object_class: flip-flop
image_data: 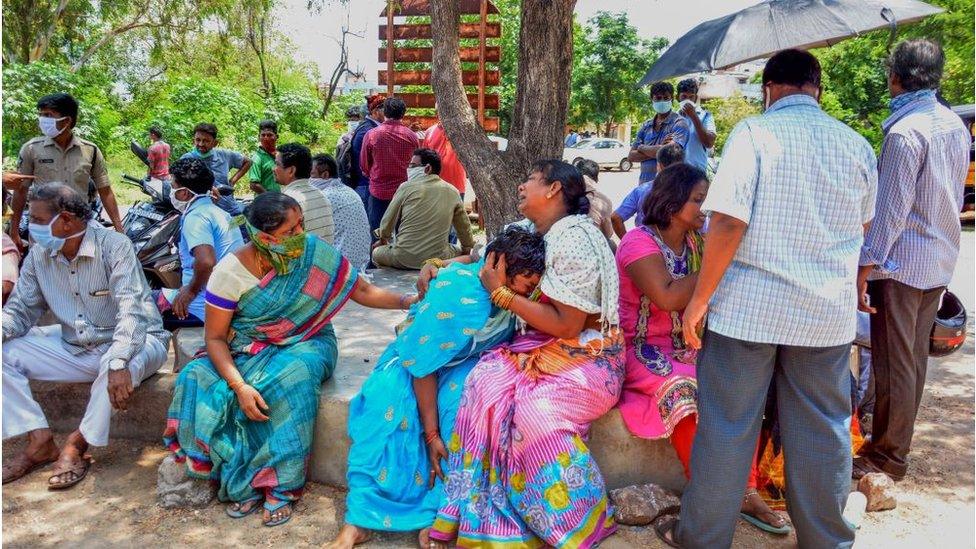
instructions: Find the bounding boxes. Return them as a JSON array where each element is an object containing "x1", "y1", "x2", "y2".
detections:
[
  {"x1": 47, "y1": 456, "x2": 92, "y2": 491},
  {"x1": 739, "y1": 512, "x2": 792, "y2": 535},
  {"x1": 2, "y1": 455, "x2": 56, "y2": 485},
  {"x1": 263, "y1": 501, "x2": 293, "y2": 527},
  {"x1": 226, "y1": 497, "x2": 264, "y2": 519},
  {"x1": 654, "y1": 516, "x2": 682, "y2": 548}
]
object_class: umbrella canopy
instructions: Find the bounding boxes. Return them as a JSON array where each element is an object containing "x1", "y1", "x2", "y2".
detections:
[{"x1": 639, "y1": 0, "x2": 943, "y2": 86}]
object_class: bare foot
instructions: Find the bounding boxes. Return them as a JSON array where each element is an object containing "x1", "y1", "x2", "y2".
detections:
[
  {"x1": 2, "y1": 432, "x2": 58, "y2": 484},
  {"x1": 263, "y1": 502, "x2": 293, "y2": 527},
  {"x1": 741, "y1": 490, "x2": 789, "y2": 530},
  {"x1": 326, "y1": 523, "x2": 371, "y2": 549},
  {"x1": 418, "y1": 527, "x2": 451, "y2": 549}
]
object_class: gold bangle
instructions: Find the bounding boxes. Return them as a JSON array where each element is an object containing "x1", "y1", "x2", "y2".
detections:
[
  {"x1": 228, "y1": 380, "x2": 246, "y2": 392},
  {"x1": 423, "y1": 258, "x2": 446, "y2": 269},
  {"x1": 490, "y1": 286, "x2": 516, "y2": 310}
]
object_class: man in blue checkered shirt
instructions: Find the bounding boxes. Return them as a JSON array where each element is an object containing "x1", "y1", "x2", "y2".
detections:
[
  {"x1": 657, "y1": 50, "x2": 877, "y2": 549},
  {"x1": 628, "y1": 82, "x2": 690, "y2": 185},
  {"x1": 854, "y1": 39, "x2": 970, "y2": 483}
]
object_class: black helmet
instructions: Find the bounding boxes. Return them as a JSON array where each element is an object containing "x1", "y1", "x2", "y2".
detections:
[{"x1": 930, "y1": 290, "x2": 967, "y2": 357}]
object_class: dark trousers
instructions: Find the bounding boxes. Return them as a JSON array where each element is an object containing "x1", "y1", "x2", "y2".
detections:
[
  {"x1": 449, "y1": 192, "x2": 465, "y2": 245},
  {"x1": 160, "y1": 311, "x2": 204, "y2": 332},
  {"x1": 676, "y1": 330, "x2": 854, "y2": 549},
  {"x1": 861, "y1": 279, "x2": 943, "y2": 479},
  {"x1": 355, "y1": 184, "x2": 369, "y2": 208},
  {"x1": 367, "y1": 193, "x2": 392, "y2": 242}
]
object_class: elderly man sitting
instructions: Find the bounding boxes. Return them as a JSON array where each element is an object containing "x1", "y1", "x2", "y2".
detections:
[{"x1": 2, "y1": 183, "x2": 170, "y2": 489}]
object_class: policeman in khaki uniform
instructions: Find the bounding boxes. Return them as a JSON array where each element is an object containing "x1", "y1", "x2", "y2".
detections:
[{"x1": 8, "y1": 93, "x2": 124, "y2": 250}]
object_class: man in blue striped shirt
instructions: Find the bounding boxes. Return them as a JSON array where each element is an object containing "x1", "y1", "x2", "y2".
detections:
[{"x1": 855, "y1": 39, "x2": 970, "y2": 482}]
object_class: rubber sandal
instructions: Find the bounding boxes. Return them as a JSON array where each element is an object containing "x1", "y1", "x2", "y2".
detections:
[
  {"x1": 739, "y1": 512, "x2": 792, "y2": 535},
  {"x1": 226, "y1": 497, "x2": 264, "y2": 519},
  {"x1": 654, "y1": 516, "x2": 682, "y2": 548},
  {"x1": 47, "y1": 456, "x2": 92, "y2": 491},
  {"x1": 263, "y1": 501, "x2": 293, "y2": 527},
  {"x1": 2, "y1": 455, "x2": 56, "y2": 485}
]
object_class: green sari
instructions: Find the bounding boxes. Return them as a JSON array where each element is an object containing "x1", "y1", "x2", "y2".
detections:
[{"x1": 164, "y1": 234, "x2": 358, "y2": 510}]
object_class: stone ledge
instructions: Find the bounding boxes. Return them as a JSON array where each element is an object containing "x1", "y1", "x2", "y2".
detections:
[{"x1": 30, "y1": 268, "x2": 686, "y2": 492}]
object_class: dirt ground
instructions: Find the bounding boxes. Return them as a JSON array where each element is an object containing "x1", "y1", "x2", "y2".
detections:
[{"x1": 3, "y1": 325, "x2": 973, "y2": 548}]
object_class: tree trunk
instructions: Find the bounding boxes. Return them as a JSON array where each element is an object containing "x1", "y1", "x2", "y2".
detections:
[
  {"x1": 30, "y1": 0, "x2": 69, "y2": 62},
  {"x1": 429, "y1": 0, "x2": 576, "y2": 237}
]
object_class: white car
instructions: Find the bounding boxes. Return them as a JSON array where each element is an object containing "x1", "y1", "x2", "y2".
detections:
[{"x1": 562, "y1": 138, "x2": 633, "y2": 171}]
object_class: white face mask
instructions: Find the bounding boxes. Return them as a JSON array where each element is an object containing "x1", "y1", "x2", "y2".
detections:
[
  {"x1": 169, "y1": 187, "x2": 200, "y2": 213},
  {"x1": 38, "y1": 116, "x2": 66, "y2": 138},
  {"x1": 406, "y1": 166, "x2": 427, "y2": 181}
]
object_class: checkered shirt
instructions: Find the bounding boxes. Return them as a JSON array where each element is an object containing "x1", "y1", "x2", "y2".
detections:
[
  {"x1": 860, "y1": 94, "x2": 970, "y2": 290},
  {"x1": 359, "y1": 119, "x2": 420, "y2": 201},
  {"x1": 702, "y1": 94, "x2": 878, "y2": 347}
]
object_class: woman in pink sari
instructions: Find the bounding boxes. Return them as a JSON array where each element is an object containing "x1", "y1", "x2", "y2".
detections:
[
  {"x1": 615, "y1": 164, "x2": 788, "y2": 536},
  {"x1": 425, "y1": 160, "x2": 623, "y2": 548}
]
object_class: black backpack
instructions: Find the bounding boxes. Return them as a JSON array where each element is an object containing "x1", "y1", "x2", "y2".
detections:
[{"x1": 337, "y1": 120, "x2": 370, "y2": 189}]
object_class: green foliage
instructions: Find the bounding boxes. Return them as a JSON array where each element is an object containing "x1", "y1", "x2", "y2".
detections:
[
  {"x1": 1, "y1": 62, "x2": 120, "y2": 157},
  {"x1": 816, "y1": 0, "x2": 974, "y2": 149},
  {"x1": 704, "y1": 94, "x2": 762, "y2": 152},
  {"x1": 569, "y1": 12, "x2": 667, "y2": 133},
  {"x1": 2, "y1": 0, "x2": 345, "y2": 172}
]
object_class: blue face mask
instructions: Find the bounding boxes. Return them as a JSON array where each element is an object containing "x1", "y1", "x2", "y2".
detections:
[
  {"x1": 28, "y1": 213, "x2": 85, "y2": 252},
  {"x1": 652, "y1": 100, "x2": 673, "y2": 114}
]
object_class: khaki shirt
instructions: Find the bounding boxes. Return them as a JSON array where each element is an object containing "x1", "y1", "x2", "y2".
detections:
[
  {"x1": 375, "y1": 174, "x2": 474, "y2": 269},
  {"x1": 17, "y1": 134, "x2": 110, "y2": 198}
]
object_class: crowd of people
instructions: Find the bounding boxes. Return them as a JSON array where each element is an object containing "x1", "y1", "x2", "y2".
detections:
[{"x1": 0, "y1": 38, "x2": 970, "y2": 549}]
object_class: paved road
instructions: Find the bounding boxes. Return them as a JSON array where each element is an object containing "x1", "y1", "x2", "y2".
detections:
[{"x1": 595, "y1": 169, "x2": 975, "y2": 313}]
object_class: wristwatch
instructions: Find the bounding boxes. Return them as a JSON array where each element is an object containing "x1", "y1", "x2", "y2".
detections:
[{"x1": 108, "y1": 359, "x2": 127, "y2": 371}]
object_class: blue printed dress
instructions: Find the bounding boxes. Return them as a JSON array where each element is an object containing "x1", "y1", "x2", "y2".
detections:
[{"x1": 344, "y1": 260, "x2": 514, "y2": 531}]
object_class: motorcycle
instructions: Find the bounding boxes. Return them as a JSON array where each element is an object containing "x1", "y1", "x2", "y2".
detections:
[{"x1": 120, "y1": 174, "x2": 182, "y2": 289}]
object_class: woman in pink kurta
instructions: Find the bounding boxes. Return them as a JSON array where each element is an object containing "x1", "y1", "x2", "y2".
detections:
[{"x1": 615, "y1": 163, "x2": 789, "y2": 535}]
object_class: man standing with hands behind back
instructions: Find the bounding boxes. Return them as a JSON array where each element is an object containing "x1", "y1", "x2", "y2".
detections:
[{"x1": 10, "y1": 93, "x2": 125, "y2": 250}]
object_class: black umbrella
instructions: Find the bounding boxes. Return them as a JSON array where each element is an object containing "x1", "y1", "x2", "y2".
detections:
[{"x1": 639, "y1": 0, "x2": 943, "y2": 86}]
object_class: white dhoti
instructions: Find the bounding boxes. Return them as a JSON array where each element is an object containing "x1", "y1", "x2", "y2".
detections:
[{"x1": 2, "y1": 326, "x2": 168, "y2": 446}]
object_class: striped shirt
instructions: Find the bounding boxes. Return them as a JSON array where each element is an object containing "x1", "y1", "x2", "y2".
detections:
[
  {"x1": 282, "y1": 178, "x2": 336, "y2": 245},
  {"x1": 703, "y1": 94, "x2": 878, "y2": 347},
  {"x1": 860, "y1": 93, "x2": 970, "y2": 290},
  {"x1": 1, "y1": 226, "x2": 169, "y2": 363}
]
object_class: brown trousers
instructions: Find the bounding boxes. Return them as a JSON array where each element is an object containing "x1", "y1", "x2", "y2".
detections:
[{"x1": 861, "y1": 278, "x2": 944, "y2": 479}]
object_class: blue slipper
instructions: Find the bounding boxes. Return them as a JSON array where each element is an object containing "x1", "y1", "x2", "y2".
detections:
[
  {"x1": 263, "y1": 500, "x2": 293, "y2": 527},
  {"x1": 226, "y1": 497, "x2": 263, "y2": 519},
  {"x1": 739, "y1": 511, "x2": 792, "y2": 535}
]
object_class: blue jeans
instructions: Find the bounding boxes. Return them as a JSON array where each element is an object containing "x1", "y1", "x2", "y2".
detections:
[{"x1": 676, "y1": 330, "x2": 854, "y2": 549}]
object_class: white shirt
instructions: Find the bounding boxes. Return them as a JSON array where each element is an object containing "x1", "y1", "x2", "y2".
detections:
[{"x1": 703, "y1": 95, "x2": 878, "y2": 347}]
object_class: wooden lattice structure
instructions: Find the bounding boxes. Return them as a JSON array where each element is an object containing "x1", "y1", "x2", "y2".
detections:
[{"x1": 379, "y1": 0, "x2": 500, "y2": 132}]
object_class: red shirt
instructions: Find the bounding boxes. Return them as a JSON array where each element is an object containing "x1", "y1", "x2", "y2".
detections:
[
  {"x1": 425, "y1": 123, "x2": 467, "y2": 194},
  {"x1": 148, "y1": 140, "x2": 171, "y2": 179},
  {"x1": 360, "y1": 119, "x2": 420, "y2": 201}
]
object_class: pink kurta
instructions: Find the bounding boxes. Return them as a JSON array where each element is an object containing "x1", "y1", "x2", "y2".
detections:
[{"x1": 615, "y1": 227, "x2": 699, "y2": 439}]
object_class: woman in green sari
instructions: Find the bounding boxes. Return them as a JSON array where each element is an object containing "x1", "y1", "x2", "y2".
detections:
[{"x1": 164, "y1": 192, "x2": 417, "y2": 527}]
